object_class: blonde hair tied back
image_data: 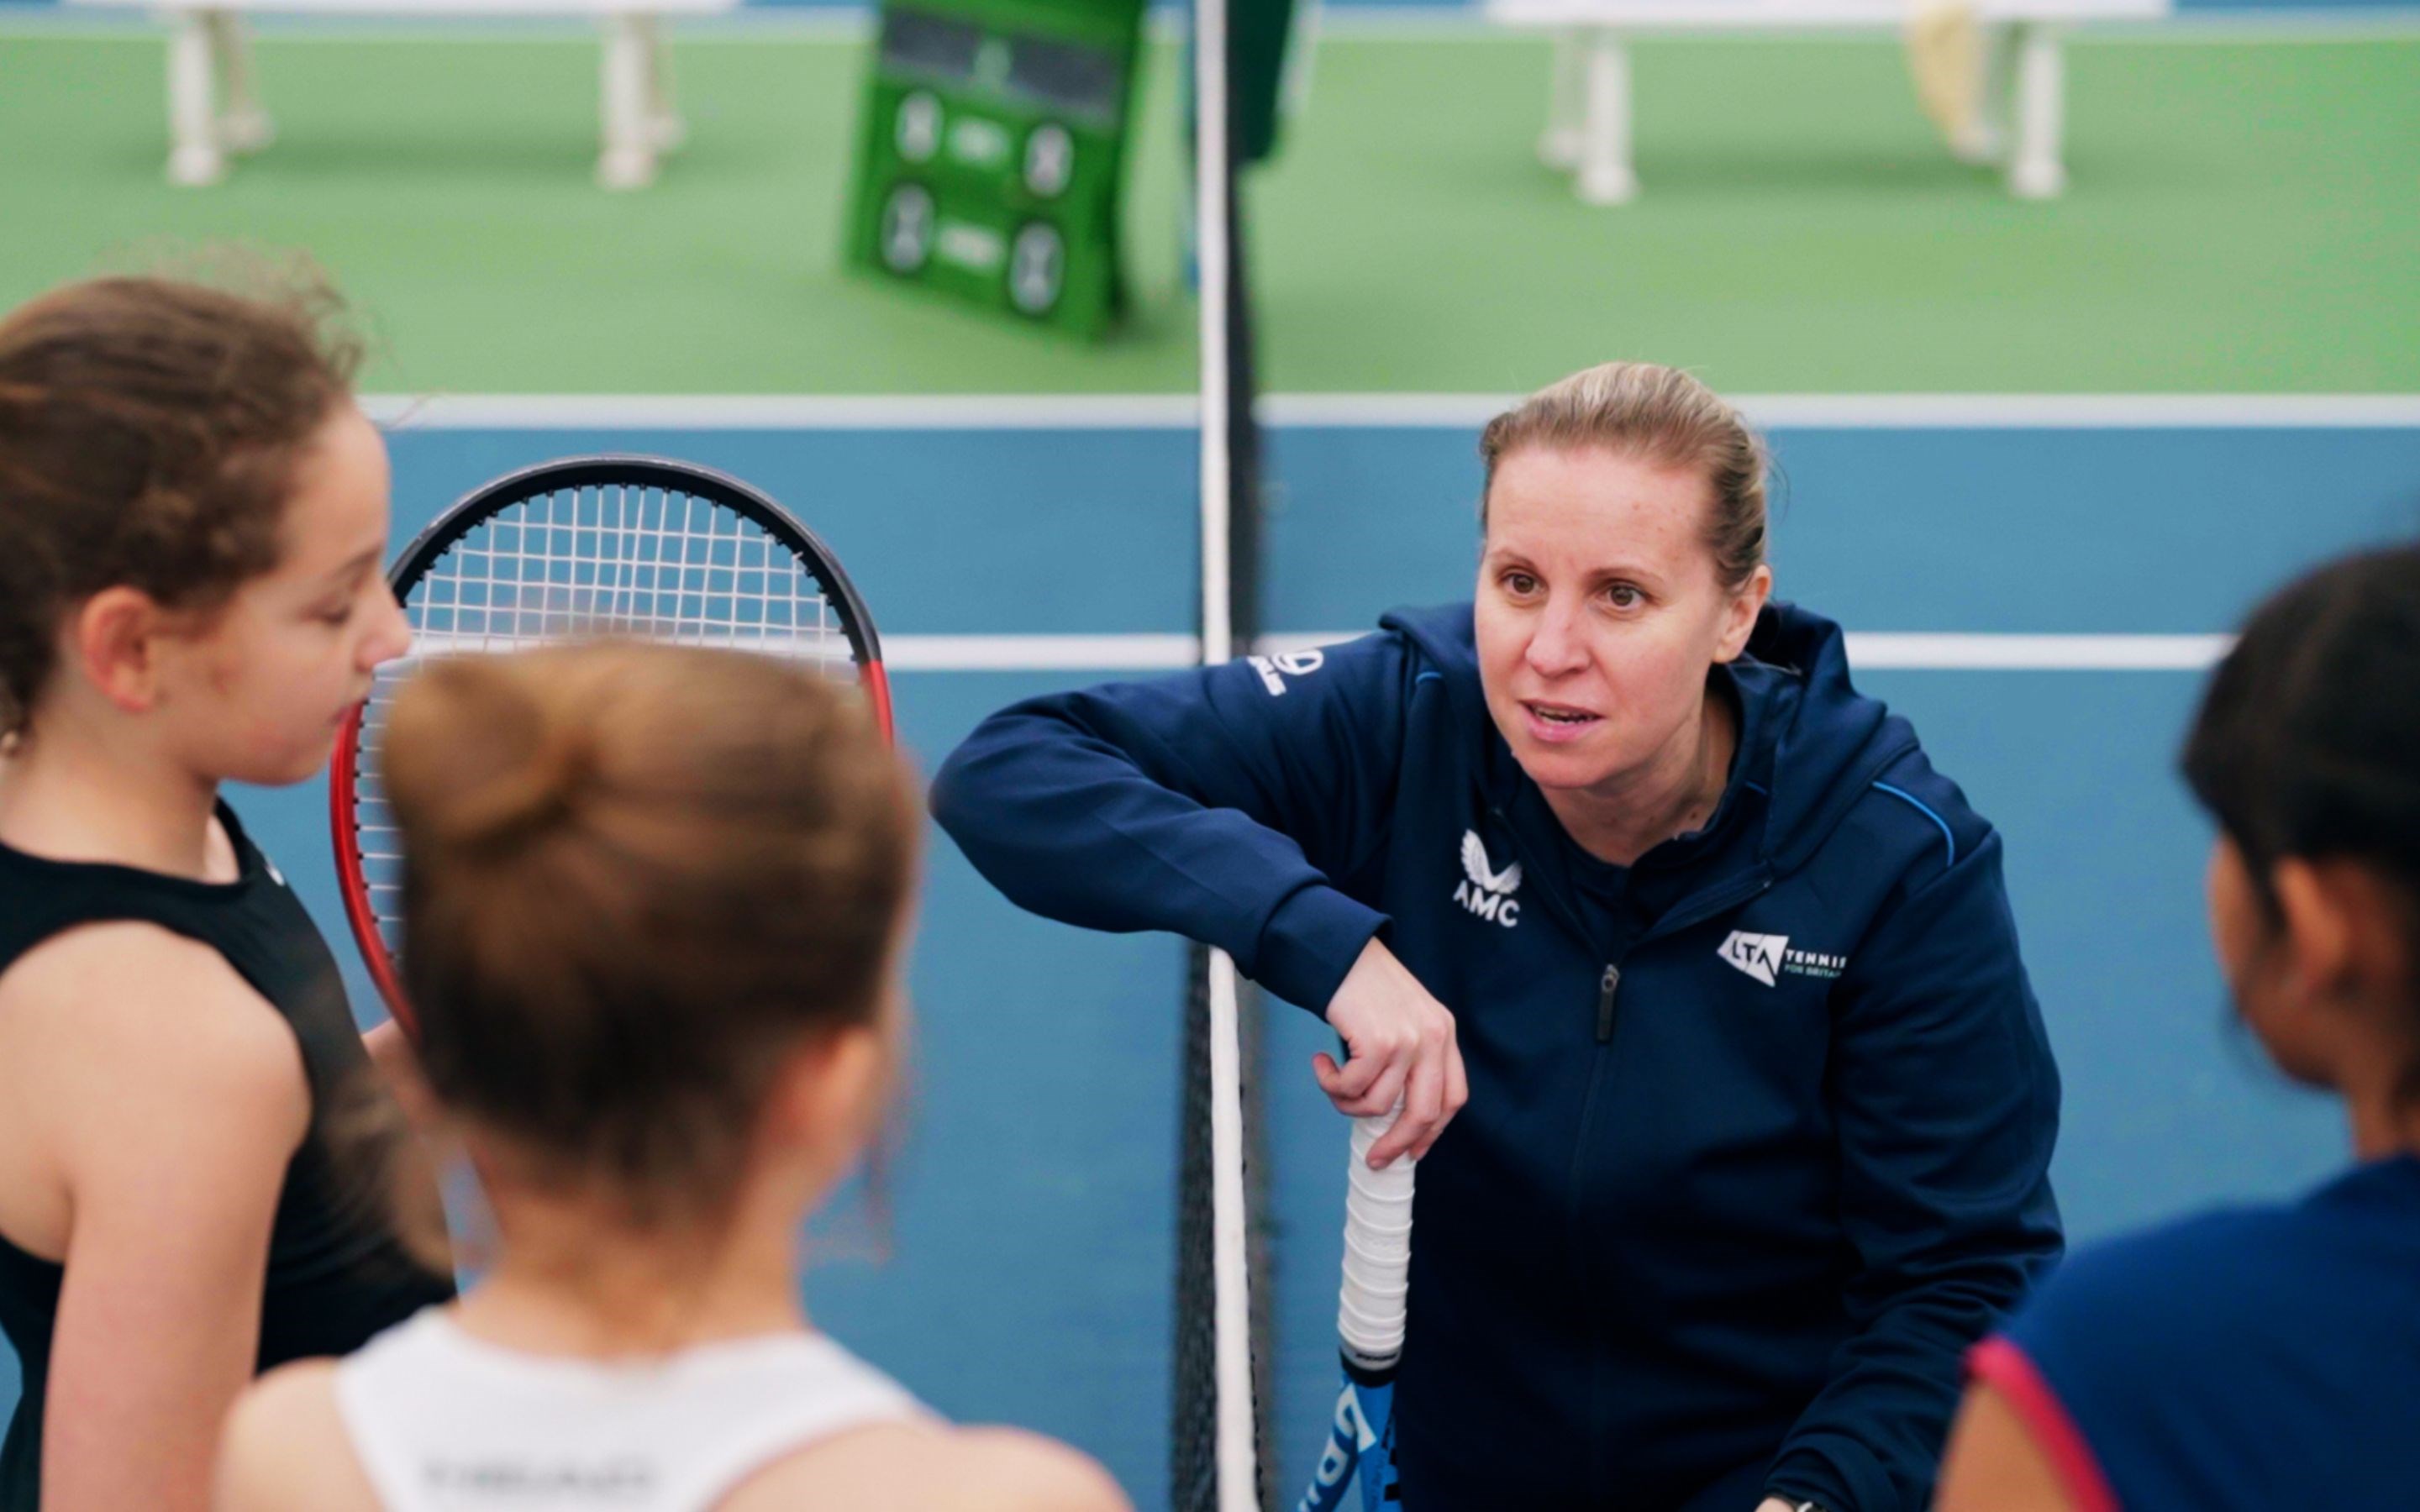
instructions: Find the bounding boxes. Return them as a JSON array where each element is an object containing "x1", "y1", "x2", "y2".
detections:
[{"x1": 1477, "y1": 361, "x2": 1770, "y2": 591}]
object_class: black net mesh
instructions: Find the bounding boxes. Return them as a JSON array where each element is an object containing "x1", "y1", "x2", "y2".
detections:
[{"x1": 1173, "y1": 953, "x2": 1275, "y2": 1512}]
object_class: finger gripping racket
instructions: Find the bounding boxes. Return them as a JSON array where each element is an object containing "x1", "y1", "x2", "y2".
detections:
[
  {"x1": 330, "y1": 455, "x2": 892, "y2": 1033},
  {"x1": 1297, "y1": 1113, "x2": 1413, "y2": 1511}
]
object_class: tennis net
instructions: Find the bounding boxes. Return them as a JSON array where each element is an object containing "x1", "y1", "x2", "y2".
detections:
[{"x1": 1169, "y1": 0, "x2": 1275, "y2": 1499}]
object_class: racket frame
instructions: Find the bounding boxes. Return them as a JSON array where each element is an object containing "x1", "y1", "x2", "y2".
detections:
[{"x1": 329, "y1": 454, "x2": 892, "y2": 1032}]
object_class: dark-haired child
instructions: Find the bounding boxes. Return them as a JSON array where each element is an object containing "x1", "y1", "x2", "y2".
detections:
[
  {"x1": 1935, "y1": 543, "x2": 2420, "y2": 1511},
  {"x1": 215, "y1": 643, "x2": 1128, "y2": 1511},
  {"x1": 0, "y1": 273, "x2": 454, "y2": 1510}
]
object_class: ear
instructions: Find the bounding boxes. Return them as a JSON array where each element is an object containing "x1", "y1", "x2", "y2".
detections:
[
  {"x1": 2272, "y1": 858, "x2": 2361, "y2": 1007},
  {"x1": 2279, "y1": 858, "x2": 2417, "y2": 1016},
  {"x1": 1712, "y1": 564, "x2": 1773, "y2": 664},
  {"x1": 68, "y1": 586, "x2": 173, "y2": 716},
  {"x1": 761, "y1": 1024, "x2": 891, "y2": 1156}
]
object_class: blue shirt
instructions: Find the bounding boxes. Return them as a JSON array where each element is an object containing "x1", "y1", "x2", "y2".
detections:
[{"x1": 1981, "y1": 1154, "x2": 2420, "y2": 1511}]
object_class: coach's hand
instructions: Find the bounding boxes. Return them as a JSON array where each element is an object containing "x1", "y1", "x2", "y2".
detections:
[{"x1": 1315, "y1": 937, "x2": 1468, "y2": 1167}]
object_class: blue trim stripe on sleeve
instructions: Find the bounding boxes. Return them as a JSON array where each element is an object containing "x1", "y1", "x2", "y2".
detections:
[{"x1": 1873, "y1": 782, "x2": 1957, "y2": 869}]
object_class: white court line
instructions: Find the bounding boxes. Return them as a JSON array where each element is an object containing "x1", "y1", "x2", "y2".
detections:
[
  {"x1": 363, "y1": 393, "x2": 1202, "y2": 429},
  {"x1": 878, "y1": 631, "x2": 2231, "y2": 671},
  {"x1": 1260, "y1": 629, "x2": 2233, "y2": 669},
  {"x1": 1273, "y1": 393, "x2": 2420, "y2": 428},
  {"x1": 385, "y1": 629, "x2": 2229, "y2": 670},
  {"x1": 1839, "y1": 632, "x2": 2231, "y2": 669},
  {"x1": 363, "y1": 392, "x2": 2420, "y2": 430},
  {"x1": 887, "y1": 633, "x2": 1201, "y2": 670}
]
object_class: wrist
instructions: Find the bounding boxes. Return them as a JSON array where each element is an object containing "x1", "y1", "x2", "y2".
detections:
[{"x1": 1258, "y1": 886, "x2": 1383, "y2": 1015}]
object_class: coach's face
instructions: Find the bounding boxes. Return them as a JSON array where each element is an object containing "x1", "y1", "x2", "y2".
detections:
[{"x1": 1474, "y1": 446, "x2": 1765, "y2": 799}]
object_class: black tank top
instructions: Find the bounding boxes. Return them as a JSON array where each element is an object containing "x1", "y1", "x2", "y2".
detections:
[{"x1": 0, "y1": 802, "x2": 455, "y2": 1509}]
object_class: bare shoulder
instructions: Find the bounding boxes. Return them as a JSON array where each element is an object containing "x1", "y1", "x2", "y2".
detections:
[
  {"x1": 1, "y1": 921, "x2": 305, "y2": 1104},
  {"x1": 725, "y1": 1422, "x2": 1129, "y2": 1512},
  {"x1": 216, "y1": 1359, "x2": 382, "y2": 1511},
  {"x1": 942, "y1": 1427, "x2": 1128, "y2": 1510},
  {"x1": 0, "y1": 921, "x2": 307, "y2": 1213}
]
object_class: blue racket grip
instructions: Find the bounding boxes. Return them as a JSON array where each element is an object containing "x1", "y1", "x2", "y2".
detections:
[{"x1": 1295, "y1": 1358, "x2": 1398, "y2": 1512}]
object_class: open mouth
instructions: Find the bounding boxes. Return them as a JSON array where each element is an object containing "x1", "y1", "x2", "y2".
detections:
[{"x1": 1523, "y1": 701, "x2": 1602, "y2": 738}]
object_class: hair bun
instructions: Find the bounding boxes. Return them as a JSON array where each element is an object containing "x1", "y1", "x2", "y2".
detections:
[
  {"x1": 386, "y1": 657, "x2": 596, "y2": 860},
  {"x1": 433, "y1": 723, "x2": 594, "y2": 856}
]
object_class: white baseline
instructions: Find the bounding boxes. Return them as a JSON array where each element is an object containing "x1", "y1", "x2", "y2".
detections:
[
  {"x1": 360, "y1": 392, "x2": 2420, "y2": 431},
  {"x1": 880, "y1": 631, "x2": 2229, "y2": 672}
]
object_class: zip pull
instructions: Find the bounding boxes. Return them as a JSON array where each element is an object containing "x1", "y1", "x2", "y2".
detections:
[{"x1": 1595, "y1": 964, "x2": 1620, "y2": 1043}]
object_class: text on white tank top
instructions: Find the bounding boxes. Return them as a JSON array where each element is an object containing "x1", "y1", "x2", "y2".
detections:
[{"x1": 335, "y1": 1309, "x2": 931, "y2": 1509}]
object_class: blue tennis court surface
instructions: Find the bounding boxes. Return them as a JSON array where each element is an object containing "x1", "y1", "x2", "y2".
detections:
[{"x1": 6, "y1": 407, "x2": 2408, "y2": 1501}]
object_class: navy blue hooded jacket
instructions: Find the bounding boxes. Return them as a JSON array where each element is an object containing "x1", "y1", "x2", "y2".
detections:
[{"x1": 932, "y1": 601, "x2": 2062, "y2": 1512}]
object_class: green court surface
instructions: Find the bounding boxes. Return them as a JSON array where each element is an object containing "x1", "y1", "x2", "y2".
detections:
[{"x1": 0, "y1": 22, "x2": 2414, "y2": 393}]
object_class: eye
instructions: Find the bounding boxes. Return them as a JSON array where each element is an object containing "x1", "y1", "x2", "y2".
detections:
[
  {"x1": 1604, "y1": 582, "x2": 1644, "y2": 610},
  {"x1": 1501, "y1": 570, "x2": 1540, "y2": 597}
]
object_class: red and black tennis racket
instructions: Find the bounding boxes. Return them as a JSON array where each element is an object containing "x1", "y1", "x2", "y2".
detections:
[{"x1": 330, "y1": 455, "x2": 892, "y2": 1032}]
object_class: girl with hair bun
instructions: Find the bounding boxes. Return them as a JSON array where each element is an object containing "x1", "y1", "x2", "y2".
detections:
[
  {"x1": 215, "y1": 642, "x2": 1129, "y2": 1512},
  {"x1": 1937, "y1": 543, "x2": 2420, "y2": 1511},
  {"x1": 0, "y1": 271, "x2": 452, "y2": 1510}
]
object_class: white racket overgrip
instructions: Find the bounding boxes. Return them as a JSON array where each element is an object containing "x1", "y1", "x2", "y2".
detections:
[{"x1": 1335, "y1": 1111, "x2": 1415, "y2": 1372}]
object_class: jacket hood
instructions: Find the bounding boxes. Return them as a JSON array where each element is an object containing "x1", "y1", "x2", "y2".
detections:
[{"x1": 1377, "y1": 600, "x2": 1918, "y2": 876}]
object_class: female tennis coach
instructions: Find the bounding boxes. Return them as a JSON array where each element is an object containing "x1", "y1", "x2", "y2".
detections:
[{"x1": 931, "y1": 363, "x2": 2062, "y2": 1512}]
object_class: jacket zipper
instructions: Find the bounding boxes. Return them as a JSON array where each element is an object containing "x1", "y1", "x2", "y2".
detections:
[{"x1": 1491, "y1": 801, "x2": 1776, "y2": 1044}]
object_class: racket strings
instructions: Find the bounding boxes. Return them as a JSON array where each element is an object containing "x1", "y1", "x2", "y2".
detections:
[
  {"x1": 402, "y1": 486, "x2": 852, "y2": 664},
  {"x1": 349, "y1": 484, "x2": 865, "y2": 958}
]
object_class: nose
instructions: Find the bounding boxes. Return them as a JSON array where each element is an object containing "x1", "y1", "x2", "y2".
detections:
[
  {"x1": 1523, "y1": 595, "x2": 1590, "y2": 679},
  {"x1": 363, "y1": 585, "x2": 412, "y2": 669}
]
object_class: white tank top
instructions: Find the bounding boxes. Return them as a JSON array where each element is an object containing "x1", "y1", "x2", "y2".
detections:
[{"x1": 334, "y1": 1310, "x2": 931, "y2": 1510}]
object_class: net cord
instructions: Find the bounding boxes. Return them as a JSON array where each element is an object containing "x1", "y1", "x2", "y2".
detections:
[{"x1": 1193, "y1": 0, "x2": 1259, "y2": 1499}]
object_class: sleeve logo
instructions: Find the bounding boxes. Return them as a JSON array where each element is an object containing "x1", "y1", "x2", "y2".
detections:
[{"x1": 1247, "y1": 648, "x2": 1324, "y2": 696}]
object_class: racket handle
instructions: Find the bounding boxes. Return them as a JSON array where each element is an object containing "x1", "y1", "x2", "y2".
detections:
[{"x1": 1337, "y1": 1110, "x2": 1415, "y2": 1371}]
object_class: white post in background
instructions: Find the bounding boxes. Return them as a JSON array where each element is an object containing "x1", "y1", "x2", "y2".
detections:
[
  {"x1": 2008, "y1": 22, "x2": 2066, "y2": 198},
  {"x1": 166, "y1": 8, "x2": 226, "y2": 186},
  {"x1": 1539, "y1": 28, "x2": 1586, "y2": 170},
  {"x1": 637, "y1": 13, "x2": 687, "y2": 153},
  {"x1": 208, "y1": 10, "x2": 273, "y2": 153},
  {"x1": 1194, "y1": 0, "x2": 1259, "y2": 1499},
  {"x1": 597, "y1": 12, "x2": 655, "y2": 188},
  {"x1": 1576, "y1": 29, "x2": 1638, "y2": 205},
  {"x1": 1960, "y1": 18, "x2": 2013, "y2": 165}
]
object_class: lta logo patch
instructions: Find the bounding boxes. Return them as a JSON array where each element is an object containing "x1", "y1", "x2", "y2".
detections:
[
  {"x1": 1718, "y1": 931, "x2": 1788, "y2": 985},
  {"x1": 1718, "y1": 931, "x2": 1849, "y2": 986},
  {"x1": 1453, "y1": 831, "x2": 1521, "y2": 928}
]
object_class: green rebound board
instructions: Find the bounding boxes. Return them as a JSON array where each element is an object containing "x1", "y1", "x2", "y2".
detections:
[{"x1": 846, "y1": 0, "x2": 1146, "y2": 337}]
